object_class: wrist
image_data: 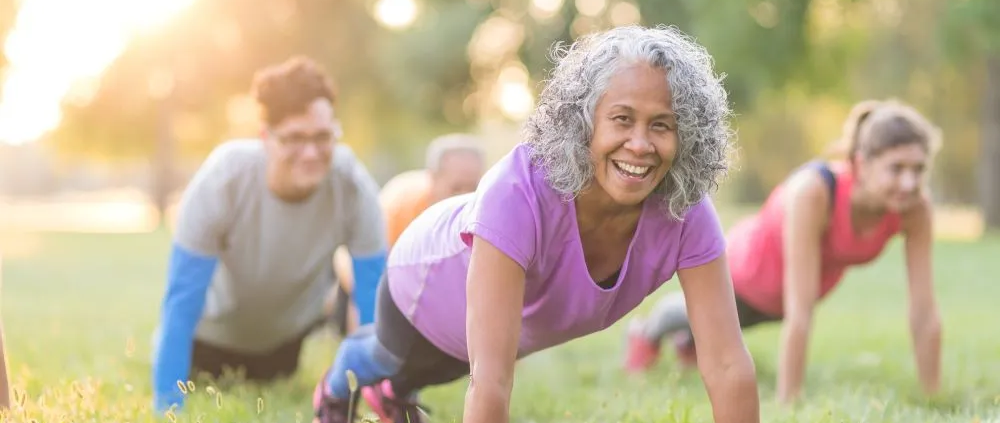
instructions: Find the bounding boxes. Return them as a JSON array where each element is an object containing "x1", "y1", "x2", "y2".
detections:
[
  {"x1": 464, "y1": 380, "x2": 510, "y2": 423},
  {"x1": 153, "y1": 390, "x2": 184, "y2": 413}
]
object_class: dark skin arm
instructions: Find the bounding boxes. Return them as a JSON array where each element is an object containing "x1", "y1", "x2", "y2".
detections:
[
  {"x1": 777, "y1": 171, "x2": 829, "y2": 405},
  {"x1": 680, "y1": 254, "x2": 760, "y2": 423},
  {"x1": 462, "y1": 236, "x2": 526, "y2": 423}
]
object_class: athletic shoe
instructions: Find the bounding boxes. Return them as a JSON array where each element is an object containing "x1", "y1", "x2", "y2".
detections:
[
  {"x1": 671, "y1": 331, "x2": 698, "y2": 369},
  {"x1": 361, "y1": 379, "x2": 430, "y2": 423},
  {"x1": 313, "y1": 372, "x2": 358, "y2": 423},
  {"x1": 624, "y1": 318, "x2": 660, "y2": 372}
]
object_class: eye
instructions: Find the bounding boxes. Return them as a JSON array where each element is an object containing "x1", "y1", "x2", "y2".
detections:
[
  {"x1": 651, "y1": 122, "x2": 672, "y2": 131},
  {"x1": 613, "y1": 115, "x2": 630, "y2": 124}
]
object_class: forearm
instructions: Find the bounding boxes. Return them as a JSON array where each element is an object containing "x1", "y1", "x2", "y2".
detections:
[
  {"x1": 350, "y1": 251, "x2": 387, "y2": 325},
  {"x1": 700, "y1": 348, "x2": 760, "y2": 423},
  {"x1": 152, "y1": 313, "x2": 199, "y2": 410},
  {"x1": 777, "y1": 319, "x2": 811, "y2": 404},
  {"x1": 910, "y1": 309, "x2": 942, "y2": 393},
  {"x1": 152, "y1": 244, "x2": 216, "y2": 411}
]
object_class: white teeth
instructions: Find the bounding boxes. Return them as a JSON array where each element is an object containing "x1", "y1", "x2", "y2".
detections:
[{"x1": 613, "y1": 160, "x2": 650, "y2": 176}]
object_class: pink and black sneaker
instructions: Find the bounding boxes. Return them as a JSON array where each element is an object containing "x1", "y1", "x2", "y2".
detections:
[
  {"x1": 624, "y1": 319, "x2": 661, "y2": 373},
  {"x1": 361, "y1": 379, "x2": 430, "y2": 423},
  {"x1": 312, "y1": 372, "x2": 359, "y2": 423},
  {"x1": 671, "y1": 331, "x2": 698, "y2": 369}
]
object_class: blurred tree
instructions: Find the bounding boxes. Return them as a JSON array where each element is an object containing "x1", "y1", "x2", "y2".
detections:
[
  {"x1": 18, "y1": 0, "x2": 994, "y2": 221},
  {"x1": 938, "y1": 0, "x2": 1000, "y2": 230}
]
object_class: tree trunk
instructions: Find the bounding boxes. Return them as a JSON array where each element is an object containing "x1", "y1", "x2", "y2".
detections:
[
  {"x1": 152, "y1": 97, "x2": 176, "y2": 230},
  {"x1": 980, "y1": 55, "x2": 1000, "y2": 231}
]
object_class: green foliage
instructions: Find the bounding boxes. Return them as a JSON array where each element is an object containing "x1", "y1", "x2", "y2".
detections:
[{"x1": 939, "y1": 0, "x2": 1000, "y2": 64}]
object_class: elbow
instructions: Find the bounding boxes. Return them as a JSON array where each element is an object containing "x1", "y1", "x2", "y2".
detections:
[
  {"x1": 699, "y1": 344, "x2": 757, "y2": 390},
  {"x1": 782, "y1": 309, "x2": 813, "y2": 335},
  {"x1": 911, "y1": 311, "x2": 942, "y2": 339}
]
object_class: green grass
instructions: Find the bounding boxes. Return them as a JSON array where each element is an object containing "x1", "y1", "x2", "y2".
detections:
[{"x1": 1, "y1": 228, "x2": 999, "y2": 422}]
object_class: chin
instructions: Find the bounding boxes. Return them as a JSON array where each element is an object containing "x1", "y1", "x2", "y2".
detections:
[
  {"x1": 886, "y1": 198, "x2": 918, "y2": 214},
  {"x1": 608, "y1": 190, "x2": 654, "y2": 208}
]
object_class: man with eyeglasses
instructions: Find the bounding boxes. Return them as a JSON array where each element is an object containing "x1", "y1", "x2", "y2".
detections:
[{"x1": 150, "y1": 56, "x2": 387, "y2": 413}]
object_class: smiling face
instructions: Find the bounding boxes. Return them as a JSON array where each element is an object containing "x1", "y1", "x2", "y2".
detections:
[
  {"x1": 263, "y1": 98, "x2": 339, "y2": 198},
  {"x1": 854, "y1": 143, "x2": 929, "y2": 214},
  {"x1": 588, "y1": 62, "x2": 678, "y2": 208}
]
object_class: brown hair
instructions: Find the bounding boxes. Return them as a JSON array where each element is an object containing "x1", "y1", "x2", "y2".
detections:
[
  {"x1": 834, "y1": 99, "x2": 942, "y2": 162},
  {"x1": 251, "y1": 56, "x2": 338, "y2": 127}
]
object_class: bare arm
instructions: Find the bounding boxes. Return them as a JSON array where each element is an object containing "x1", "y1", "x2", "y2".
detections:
[
  {"x1": 777, "y1": 173, "x2": 828, "y2": 405},
  {"x1": 463, "y1": 236, "x2": 525, "y2": 423},
  {"x1": 680, "y1": 255, "x2": 760, "y2": 423},
  {"x1": 901, "y1": 197, "x2": 941, "y2": 395}
]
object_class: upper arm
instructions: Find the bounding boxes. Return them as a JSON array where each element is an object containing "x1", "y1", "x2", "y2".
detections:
[
  {"x1": 465, "y1": 236, "x2": 526, "y2": 384},
  {"x1": 902, "y1": 196, "x2": 935, "y2": 306},
  {"x1": 173, "y1": 147, "x2": 236, "y2": 256},
  {"x1": 675, "y1": 198, "x2": 743, "y2": 356},
  {"x1": 343, "y1": 152, "x2": 388, "y2": 257},
  {"x1": 459, "y1": 157, "x2": 538, "y2": 269},
  {"x1": 781, "y1": 172, "x2": 830, "y2": 319},
  {"x1": 678, "y1": 254, "x2": 745, "y2": 357}
]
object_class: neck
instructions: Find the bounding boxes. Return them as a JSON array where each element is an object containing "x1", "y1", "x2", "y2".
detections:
[
  {"x1": 575, "y1": 188, "x2": 643, "y2": 230},
  {"x1": 267, "y1": 167, "x2": 315, "y2": 203},
  {"x1": 849, "y1": 187, "x2": 886, "y2": 220}
]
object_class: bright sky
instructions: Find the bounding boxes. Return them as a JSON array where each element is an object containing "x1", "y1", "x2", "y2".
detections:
[{"x1": 0, "y1": 0, "x2": 195, "y2": 145}]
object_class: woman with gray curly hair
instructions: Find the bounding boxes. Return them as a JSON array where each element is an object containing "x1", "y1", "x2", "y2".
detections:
[{"x1": 313, "y1": 25, "x2": 760, "y2": 423}]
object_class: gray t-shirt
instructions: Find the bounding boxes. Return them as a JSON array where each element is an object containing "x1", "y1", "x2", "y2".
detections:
[{"x1": 173, "y1": 139, "x2": 386, "y2": 353}]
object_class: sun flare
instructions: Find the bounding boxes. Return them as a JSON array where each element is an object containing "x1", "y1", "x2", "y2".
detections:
[{"x1": 0, "y1": 0, "x2": 195, "y2": 145}]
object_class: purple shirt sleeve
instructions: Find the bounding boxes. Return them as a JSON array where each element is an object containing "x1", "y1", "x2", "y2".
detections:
[
  {"x1": 677, "y1": 196, "x2": 727, "y2": 270},
  {"x1": 459, "y1": 153, "x2": 538, "y2": 271}
]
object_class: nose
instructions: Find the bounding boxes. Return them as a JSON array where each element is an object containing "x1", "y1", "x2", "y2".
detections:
[
  {"x1": 624, "y1": 129, "x2": 655, "y2": 155},
  {"x1": 298, "y1": 142, "x2": 321, "y2": 159},
  {"x1": 899, "y1": 170, "x2": 920, "y2": 193}
]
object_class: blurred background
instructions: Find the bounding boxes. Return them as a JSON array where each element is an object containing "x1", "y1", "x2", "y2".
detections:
[{"x1": 0, "y1": 0, "x2": 996, "y2": 237}]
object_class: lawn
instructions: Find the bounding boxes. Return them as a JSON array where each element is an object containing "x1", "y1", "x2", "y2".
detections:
[{"x1": 0, "y1": 227, "x2": 998, "y2": 422}]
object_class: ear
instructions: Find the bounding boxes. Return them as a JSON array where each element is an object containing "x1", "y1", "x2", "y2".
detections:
[{"x1": 849, "y1": 150, "x2": 864, "y2": 172}]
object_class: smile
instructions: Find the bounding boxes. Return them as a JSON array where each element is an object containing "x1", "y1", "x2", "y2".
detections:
[{"x1": 612, "y1": 160, "x2": 652, "y2": 179}]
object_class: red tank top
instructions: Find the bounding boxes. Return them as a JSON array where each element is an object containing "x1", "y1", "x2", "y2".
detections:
[{"x1": 729, "y1": 163, "x2": 902, "y2": 317}]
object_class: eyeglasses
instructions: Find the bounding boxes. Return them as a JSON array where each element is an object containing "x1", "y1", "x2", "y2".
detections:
[{"x1": 269, "y1": 129, "x2": 336, "y2": 152}]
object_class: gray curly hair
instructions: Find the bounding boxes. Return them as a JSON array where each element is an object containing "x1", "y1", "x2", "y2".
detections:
[{"x1": 524, "y1": 24, "x2": 735, "y2": 220}]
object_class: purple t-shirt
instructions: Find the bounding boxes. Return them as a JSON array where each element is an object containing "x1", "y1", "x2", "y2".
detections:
[{"x1": 387, "y1": 143, "x2": 726, "y2": 361}]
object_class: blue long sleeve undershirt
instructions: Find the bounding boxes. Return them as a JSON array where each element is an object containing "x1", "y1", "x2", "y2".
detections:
[
  {"x1": 350, "y1": 251, "x2": 387, "y2": 325},
  {"x1": 151, "y1": 243, "x2": 217, "y2": 412}
]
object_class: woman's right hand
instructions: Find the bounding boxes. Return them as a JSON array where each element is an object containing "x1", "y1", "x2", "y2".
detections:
[{"x1": 463, "y1": 235, "x2": 526, "y2": 423}]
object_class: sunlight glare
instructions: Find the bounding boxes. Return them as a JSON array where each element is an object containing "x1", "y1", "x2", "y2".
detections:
[
  {"x1": 495, "y1": 64, "x2": 534, "y2": 121},
  {"x1": 374, "y1": 0, "x2": 419, "y2": 30},
  {"x1": 0, "y1": 0, "x2": 196, "y2": 145}
]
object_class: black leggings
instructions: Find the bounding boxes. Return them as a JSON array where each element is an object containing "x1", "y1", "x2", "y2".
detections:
[
  {"x1": 328, "y1": 275, "x2": 470, "y2": 400},
  {"x1": 373, "y1": 278, "x2": 471, "y2": 396}
]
